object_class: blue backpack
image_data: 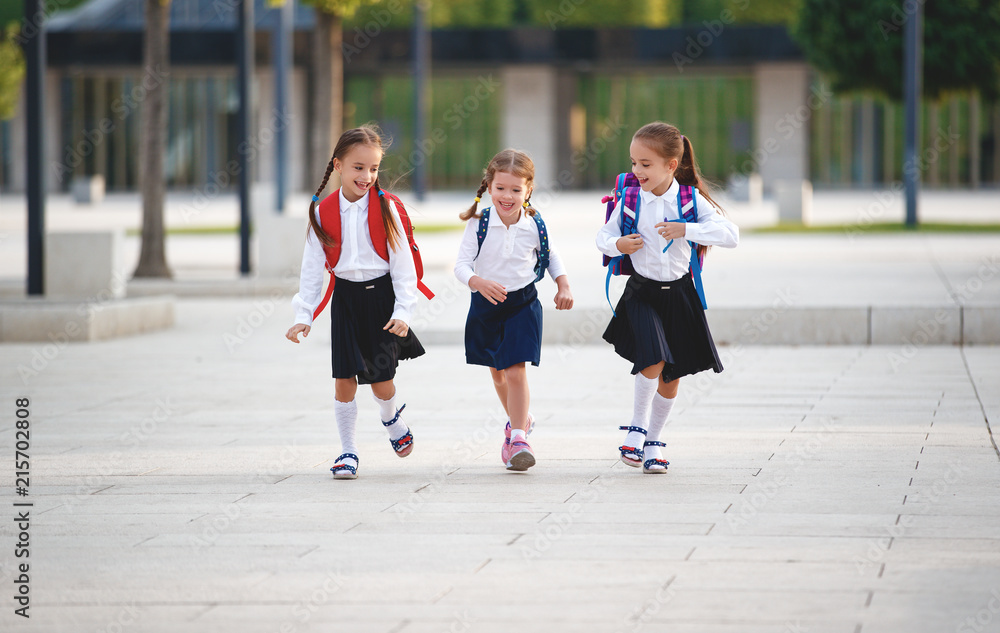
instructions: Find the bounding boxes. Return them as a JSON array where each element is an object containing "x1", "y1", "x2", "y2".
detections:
[
  {"x1": 475, "y1": 206, "x2": 550, "y2": 283},
  {"x1": 602, "y1": 172, "x2": 707, "y2": 313}
]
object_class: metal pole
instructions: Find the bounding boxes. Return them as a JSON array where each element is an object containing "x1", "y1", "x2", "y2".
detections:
[
  {"x1": 903, "y1": 0, "x2": 922, "y2": 228},
  {"x1": 25, "y1": 0, "x2": 46, "y2": 295},
  {"x1": 237, "y1": 0, "x2": 254, "y2": 274},
  {"x1": 412, "y1": 2, "x2": 428, "y2": 200},
  {"x1": 273, "y1": 0, "x2": 292, "y2": 213}
]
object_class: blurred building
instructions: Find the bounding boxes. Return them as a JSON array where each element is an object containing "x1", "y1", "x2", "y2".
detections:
[{"x1": 1, "y1": 0, "x2": 996, "y2": 195}]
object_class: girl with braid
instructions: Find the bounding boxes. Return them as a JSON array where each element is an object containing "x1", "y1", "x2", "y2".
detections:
[
  {"x1": 455, "y1": 149, "x2": 573, "y2": 471},
  {"x1": 286, "y1": 125, "x2": 425, "y2": 480}
]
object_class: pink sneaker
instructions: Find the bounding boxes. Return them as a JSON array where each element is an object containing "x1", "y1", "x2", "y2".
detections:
[
  {"x1": 502, "y1": 415, "x2": 535, "y2": 465},
  {"x1": 504, "y1": 437, "x2": 536, "y2": 471}
]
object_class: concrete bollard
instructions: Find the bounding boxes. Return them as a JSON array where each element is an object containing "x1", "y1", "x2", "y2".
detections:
[
  {"x1": 71, "y1": 175, "x2": 106, "y2": 204},
  {"x1": 44, "y1": 230, "x2": 125, "y2": 299},
  {"x1": 775, "y1": 179, "x2": 813, "y2": 224},
  {"x1": 727, "y1": 173, "x2": 763, "y2": 205},
  {"x1": 257, "y1": 212, "x2": 307, "y2": 279}
]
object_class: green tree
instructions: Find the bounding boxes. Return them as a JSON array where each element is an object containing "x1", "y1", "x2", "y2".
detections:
[
  {"x1": 683, "y1": 0, "x2": 801, "y2": 26},
  {"x1": 532, "y1": 0, "x2": 682, "y2": 28},
  {"x1": 429, "y1": 0, "x2": 515, "y2": 27},
  {"x1": 796, "y1": 0, "x2": 1000, "y2": 100},
  {"x1": 0, "y1": 25, "x2": 25, "y2": 121}
]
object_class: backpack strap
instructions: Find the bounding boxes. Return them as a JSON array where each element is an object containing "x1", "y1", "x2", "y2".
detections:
[
  {"x1": 312, "y1": 191, "x2": 343, "y2": 321},
  {"x1": 531, "y1": 212, "x2": 549, "y2": 283},
  {"x1": 605, "y1": 184, "x2": 642, "y2": 315},
  {"x1": 476, "y1": 207, "x2": 549, "y2": 285},
  {"x1": 385, "y1": 192, "x2": 434, "y2": 300},
  {"x1": 367, "y1": 187, "x2": 390, "y2": 262},
  {"x1": 676, "y1": 185, "x2": 707, "y2": 310},
  {"x1": 474, "y1": 207, "x2": 490, "y2": 258}
]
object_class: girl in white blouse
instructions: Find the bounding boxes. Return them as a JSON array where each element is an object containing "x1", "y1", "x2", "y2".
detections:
[
  {"x1": 455, "y1": 150, "x2": 573, "y2": 471},
  {"x1": 286, "y1": 126, "x2": 424, "y2": 480},
  {"x1": 596, "y1": 122, "x2": 739, "y2": 474}
]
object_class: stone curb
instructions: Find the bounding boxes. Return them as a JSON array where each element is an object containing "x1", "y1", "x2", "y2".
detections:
[{"x1": 0, "y1": 296, "x2": 175, "y2": 342}]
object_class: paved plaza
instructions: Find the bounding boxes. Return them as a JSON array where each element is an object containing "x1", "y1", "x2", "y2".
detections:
[{"x1": 1, "y1": 298, "x2": 999, "y2": 632}]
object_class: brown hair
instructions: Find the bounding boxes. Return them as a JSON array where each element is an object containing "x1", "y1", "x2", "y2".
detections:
[
  {"x1": 460, "y1": 149, "x2": 537, "y2": 221},
  {"x1": 633, "y1": 121, "x2": 724, "y2": 260},
  {"x1": 308, "y1": 124, "x2": 402, "y2": 252}
]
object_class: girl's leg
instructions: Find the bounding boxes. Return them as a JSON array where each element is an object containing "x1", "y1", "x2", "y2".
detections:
[
  {"x1": 371, "y1": 379, "x2": 410, "y2": 443},
  {"x1": 657, "y1": 377, "x2": 679, "y2": 399},
  {"x1": 622, "y1": 362, "x2": 664, "y2": 452},
  {"x1": 502, "y1": 362, "x2": 535, "y2": 470},
  {"x1": 335, "y1": 377, "x2": 358, "y2": 403},
  {"x1": 644, "y1": 377, "x2": 678, "y2": 471},
  {"x1": 333, "y1": 377, "x2": 360, "y2": 472},
  {"x1": 489, "y1": 367, "x2": 511, "y2": 418},
  {"x1": 505, "y1": 363, "x2": 530, "y2": 432}
]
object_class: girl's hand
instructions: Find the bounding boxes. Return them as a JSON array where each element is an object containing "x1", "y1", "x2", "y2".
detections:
[
  {"x1": 553, "y1": 278, "x2": 573, "y2": 311},
  {"x1": 384, "y1": 319, "x2": 409, "y2": 337},
  {"x1": 470, "y1": 276, "x2": 507, "y2": 305},
  {"x1": 286, "y1": 324, "x2": 310, "y2": 343},
  {"x1": 616, "y1": 234, "x2": 643, "y2": 254},
  {"x1": 655, "y1": 221, "x2": 686, "y2": 240}
]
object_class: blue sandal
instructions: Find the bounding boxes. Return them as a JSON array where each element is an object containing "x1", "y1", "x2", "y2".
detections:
[
  {"x1": 618, "y1": 425, "x2": 646, "y2": 468},
  {"x1": 641, "y1": 441, "x2": 669, "y2": 474},
  {"x1": 383, "y1": 405, "x2": 413, "y2": 457},
  {"x1": 331, "y1": 453, "x2": 359, "y2": 480}
]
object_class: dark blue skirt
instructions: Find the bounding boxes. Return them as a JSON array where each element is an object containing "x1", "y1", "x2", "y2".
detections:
[
  {"x1": 602, "y1": 271, "x2": 722, "y2": 381},
  {"x1": 330, "y1": 274, "x2": 425, "y2": 384},
  {"x1": 465, "y1": 283, "x2": 542, "y2": 370}
]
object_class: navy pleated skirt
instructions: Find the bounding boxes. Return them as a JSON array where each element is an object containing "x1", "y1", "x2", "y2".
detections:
[
  {"x1": 465, "y1": 283, "x2": 542, "y2": 370},
  {"x1": 330, "y1": 274, "x2": 425, "y2": 384},
  {"x1": 603, "y1": 271, "x2": 722, "y2": 381}
]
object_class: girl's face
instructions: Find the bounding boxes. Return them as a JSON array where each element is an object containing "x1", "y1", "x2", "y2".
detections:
[
  {"x1": 488, "y1": 171, "x2": 531, "y2": 215},
  {"x1": 334, "y1": 143, "x2": 382, "y2": 202},
  {"x1": 630, "y1": 139, "x2": 679, "y2": 196}
]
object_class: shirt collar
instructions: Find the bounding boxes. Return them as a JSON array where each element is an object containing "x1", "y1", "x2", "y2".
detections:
[
  {"x1": 639, "y1": 178, "x2": 680, "y2": 205},
  {"x1": 339, "y1": 188, "x2": 369, "y2": 212}
]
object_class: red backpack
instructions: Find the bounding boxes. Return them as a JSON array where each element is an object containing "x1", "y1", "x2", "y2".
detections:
[{"x1": 312, "y1": 187, "x2": 434, "y2": 321}]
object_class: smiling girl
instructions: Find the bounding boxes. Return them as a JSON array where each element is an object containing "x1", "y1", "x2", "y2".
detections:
[
  {"x1": 596, "y1": 122, "x2": 739, "y2": 474},
  {"x1": 286, "y1": 125, "x2": 425, "y2": 480},
  {"x1": 455, "y1": 149, "x2": 573, "y2": 471}
]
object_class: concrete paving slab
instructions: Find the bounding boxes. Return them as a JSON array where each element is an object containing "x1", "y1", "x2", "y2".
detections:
[{"x1": 1, "y1": 298, "x2": 998, "y2": 632}]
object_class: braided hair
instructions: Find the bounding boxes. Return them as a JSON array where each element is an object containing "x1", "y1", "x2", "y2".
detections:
[
  {"x1": 460, "y1": 149, "x2": 537, "y2": 221},
  {"x1": 308, "y1": 125, "x2": 402, "y2": 252}
]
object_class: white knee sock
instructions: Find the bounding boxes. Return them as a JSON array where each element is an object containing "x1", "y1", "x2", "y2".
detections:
[
  {"x1": 373, "y1": 392, "x2": 408, "y2": 441},
  {"x1": 625, "y1": 373, "x2": 658, "y2": 448},
  {"x1": 334, "y1": 399, "x2": 358, "y2": 468},
  {"x1": 644, "y1": 393, "x2": 675, "y2": 465}
]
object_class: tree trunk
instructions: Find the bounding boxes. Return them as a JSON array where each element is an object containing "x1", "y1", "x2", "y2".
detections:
[
  {"x1": 134, "y1": 0, "x2": 172, "y2": 278},
  {"x1": 310, "y1": 10, "x2": 343, "y2": 189}
]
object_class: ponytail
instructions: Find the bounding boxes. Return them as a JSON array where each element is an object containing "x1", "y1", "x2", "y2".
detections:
[
  {"x1": 308, "y1": 156, "x2": 337, "y2": 248},
  {"x1": 460, "y1": 178, "x2": 489, "y2": 221},
  {"x1": 673, "y1": 134, "x2": 722, "y2": 261}
]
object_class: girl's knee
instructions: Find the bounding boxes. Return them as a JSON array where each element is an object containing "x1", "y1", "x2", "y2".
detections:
[
  {"x1": 371, "y1": 380, "x2": 395, "y2": 400},
  {"x1": 335, "y1": 377, "x2": 358, "y2": 401},
  {"x1": 505, "y1": 363, "x2": 527, "y2": 384}
]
